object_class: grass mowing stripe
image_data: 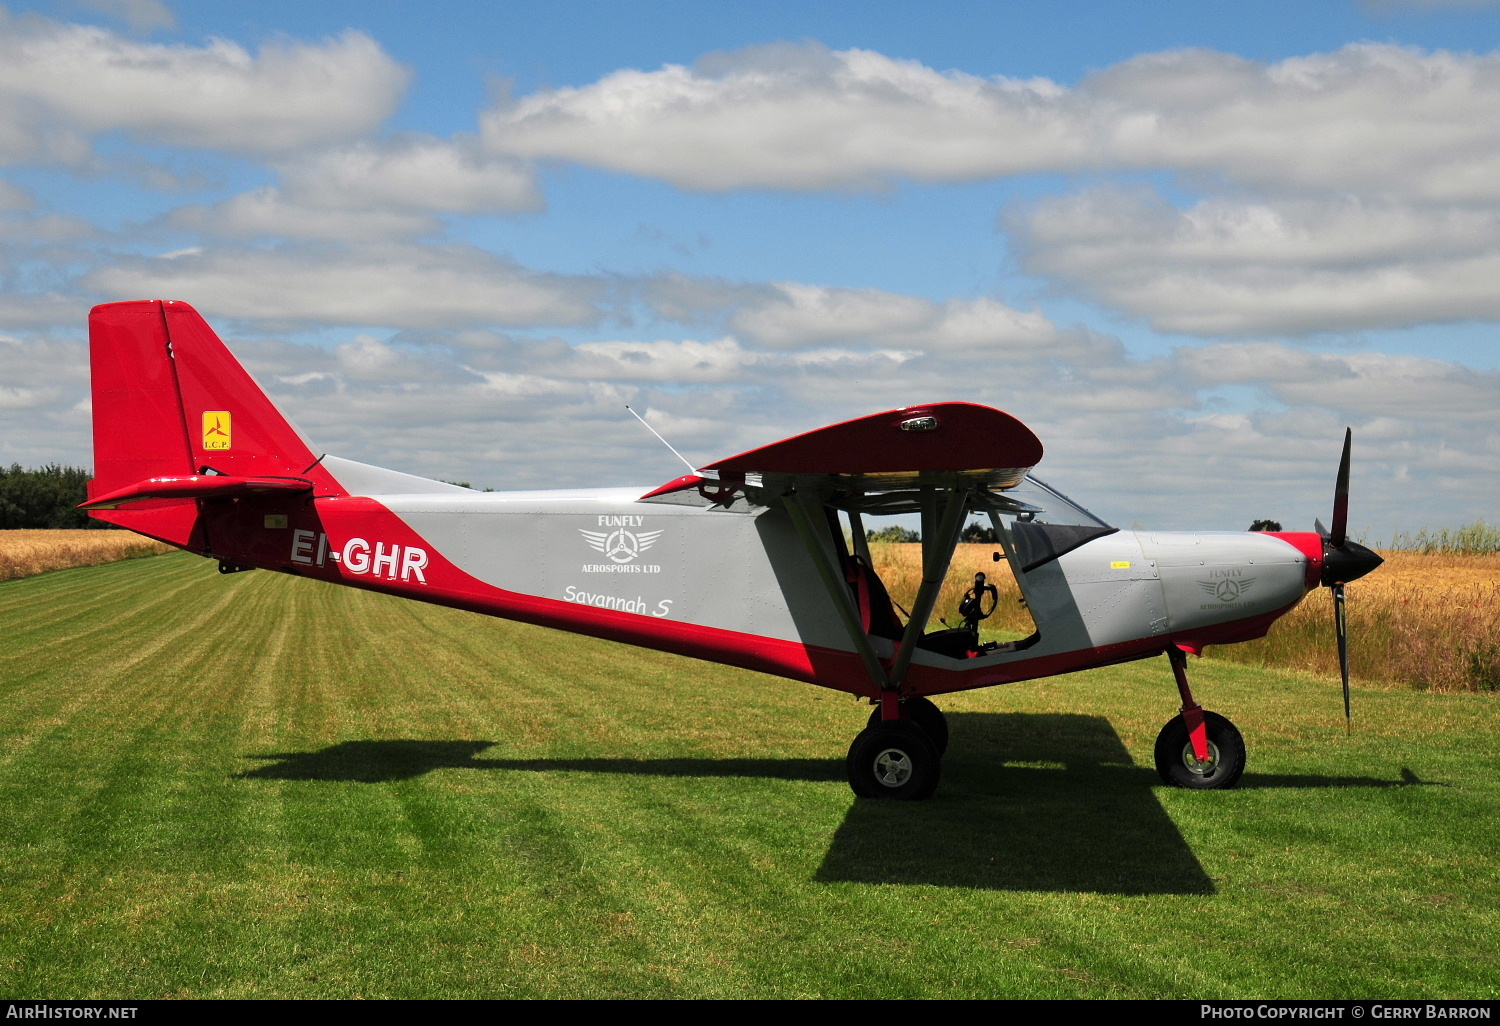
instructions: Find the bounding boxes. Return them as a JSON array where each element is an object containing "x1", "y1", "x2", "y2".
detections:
[
  {"x1": 0, "y1": 559, "x2": 230, "y2": 774},
  {"x1": 0, "y1": 555, "x2": 204, "y2": 659},
  {"x1": 0, "y1": 555, "x2": 1496, "y2": 997}
]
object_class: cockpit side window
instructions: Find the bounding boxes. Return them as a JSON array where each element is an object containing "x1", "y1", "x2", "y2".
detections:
[{"x1": 854, "y1": 511, "x2": 1039, "y2": 655}]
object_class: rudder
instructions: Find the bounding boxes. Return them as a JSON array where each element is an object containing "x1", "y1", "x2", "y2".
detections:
[
  {"x1": 90, "y1": 301, "x2": 193, "y2": 497},
  {"x1": 87, "y1": 300, "x2": 341, "y2": 546}
]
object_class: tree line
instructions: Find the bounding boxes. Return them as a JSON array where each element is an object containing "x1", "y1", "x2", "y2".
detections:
[
  {"x1": 864, "y1": 524, "x2": 999, "y2": 544},
  {"x1": 0, "y1": 465, "x2": 109, "y2": 529}
]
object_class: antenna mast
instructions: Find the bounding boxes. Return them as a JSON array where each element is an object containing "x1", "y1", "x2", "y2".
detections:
[{"x1": 625, "y1": 405, "x2": 698, "y2": 475}]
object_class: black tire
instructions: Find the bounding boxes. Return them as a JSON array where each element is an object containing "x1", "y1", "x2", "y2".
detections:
[
  {"x1": 866, "y1": 696, "x2": 949, "y2": 755},
  {"x1": 847, "y1": 721, "x2": 942, "y2": 801},
  {"x1": 1154, "y1": 711, "x2": 1246, "y2": 789}
]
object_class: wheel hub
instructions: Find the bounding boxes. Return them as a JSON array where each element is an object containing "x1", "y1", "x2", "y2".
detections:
[
  {"x1": 872, "y1": 748, "x2": 913, "y2": 787},
  {"x1": 1181, "y1": 740, "x2": 1221, "y2": 776}
]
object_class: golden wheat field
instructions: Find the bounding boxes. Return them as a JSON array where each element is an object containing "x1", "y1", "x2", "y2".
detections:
[
  {"x1": 1217, "y1": 550, "x2": 1500, "y2": 693},
  {"x1": 871, "y1": 542, "x2": 1499, "y2": 693},
  {"x1": 869, "y1": 541, "x2": 1036, "y2": 641},
  {"x1": 0, "y1": 529, "x2": 172, "y2": 582}
]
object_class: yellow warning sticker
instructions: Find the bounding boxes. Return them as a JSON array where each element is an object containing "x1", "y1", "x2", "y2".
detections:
[
  {"x1": 202, "y1": 411, "x2": 231, "y2": 450},
  {"x1": 1111, "y1": 560, "x2": 1131, "y2": 569}
]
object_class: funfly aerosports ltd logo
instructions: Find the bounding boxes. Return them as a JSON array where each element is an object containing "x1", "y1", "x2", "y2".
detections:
[{"x1": 579, "y1": 516, "x2": 665, "y2": 574}]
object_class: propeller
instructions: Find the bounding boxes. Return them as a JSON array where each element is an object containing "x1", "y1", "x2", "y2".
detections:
[{"x1": 1317, "y1": 428, "x2": 1384, "y2": 733}]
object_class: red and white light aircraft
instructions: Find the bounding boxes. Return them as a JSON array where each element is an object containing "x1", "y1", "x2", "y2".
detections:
[{"x1": 83, "y1": 300, "x2": 1383, "y2": 800}]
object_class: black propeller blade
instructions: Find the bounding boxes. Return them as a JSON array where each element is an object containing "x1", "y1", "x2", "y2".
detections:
[
  {"x1": 1319, "y1": 428, "x2": 1382, "y2": 733},
  {"x1": 1331, "y1": 427, "x2": 1351, "y2": 549},
  {"x1": 1333, "y1": 582, "x2": 1351, "y2": 734}
]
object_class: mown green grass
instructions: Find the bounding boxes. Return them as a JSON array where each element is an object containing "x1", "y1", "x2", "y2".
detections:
[{"x1": 1, "y1": 553, "x2": 1497, "y2": 999}]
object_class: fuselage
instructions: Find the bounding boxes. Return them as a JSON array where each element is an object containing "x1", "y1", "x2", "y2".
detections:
[{"x1": 196, "y1": 455, "x2": 1324, "y2": 701}]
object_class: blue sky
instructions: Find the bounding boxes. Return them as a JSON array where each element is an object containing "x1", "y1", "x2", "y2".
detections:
[{"x1": 1, "y1": 0, "x2": 1497, "y2": 535}]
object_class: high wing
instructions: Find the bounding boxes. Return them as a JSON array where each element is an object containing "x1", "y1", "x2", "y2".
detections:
[{"x1": 639, "y1": 402, "x2": 1045, "y2": 515}]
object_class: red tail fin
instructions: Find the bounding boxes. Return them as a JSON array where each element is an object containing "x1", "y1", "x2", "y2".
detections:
[{"x1": 87, "y1": 300, "x2": 343, "y2": 546}]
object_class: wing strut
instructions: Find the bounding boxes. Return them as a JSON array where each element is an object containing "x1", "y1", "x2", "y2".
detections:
[
  {"x1": 781, "y1": 491, "x2": 889, "y2": 692},
  {"x1": 782, "y1": 481, "x2": 972, "y2": 695},
  {"x1": 847, "y1": 508, "x2": 873, "y2": 566},
  {"x1": 887, "y1": 485, "x2": 970, "y2": 689}
]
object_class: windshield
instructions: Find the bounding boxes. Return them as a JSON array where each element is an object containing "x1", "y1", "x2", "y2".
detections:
[{"x1": 1003, "y1": 474, "x2": 1112, "y2": 529}]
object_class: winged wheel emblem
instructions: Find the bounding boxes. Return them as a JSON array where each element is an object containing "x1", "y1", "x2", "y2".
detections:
[
  {"x1": 579, "y1": 528, "x2": 664, "y2": 564},
  {"x1": 1198, "y1": 577, "x2": 1256, "y2": 602}
]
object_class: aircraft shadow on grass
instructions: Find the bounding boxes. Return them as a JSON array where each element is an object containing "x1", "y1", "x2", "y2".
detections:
[{"x1": 239, "y1": 712, "x2": 1431, "y2": 896}]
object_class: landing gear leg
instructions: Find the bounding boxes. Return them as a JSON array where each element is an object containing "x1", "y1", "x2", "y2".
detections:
[
  {"x1": 1169, "y1": 647, "x2": 1210, "y2": 764},
  {"x1": 866, "y1": 695, "x2": 949, "y2": 755},
  {"x1": 1154, "y1": 647, "x2": 1246, "y2": 789}
]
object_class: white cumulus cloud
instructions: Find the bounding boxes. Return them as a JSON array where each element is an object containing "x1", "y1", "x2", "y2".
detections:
[
  {"x1": 1011, "y1": 188, "x2": 1500, "y2": 334},
  {"x1": 282, "y1": 138, "x2": 539, "y2": 214},
  {"x1": 739, "y1": 283, "x2": 1107, "y2": 360},
  {"x1": 482, "y1": 42, "x2": 1082, "y2": 191},
  {"x1": 480, "y1": 40, "x2": 1500, "y2": 336},
  {"x1": 168, "y1": 137, "x2": 541, "y2": 241},
  {"x1": 0, "y1": 11, "x2": 408, "y2": 162},
  {"x1": 482, "y1": 41, "x2": 1500, "y2": 202},
  {"x1": 86, "y1": 243, "x2": 606, "y2": 329}
]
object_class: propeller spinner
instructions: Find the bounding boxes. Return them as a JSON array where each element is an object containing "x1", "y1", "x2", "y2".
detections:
[{"x1": 1319, "y1": 428, "x2": 1384, "y2": 732}]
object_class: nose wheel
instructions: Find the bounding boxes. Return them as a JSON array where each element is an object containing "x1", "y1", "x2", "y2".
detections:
[
  {"x1": 1153, "y1": 710, "x2": 1245, "y2": 789},
  {"x1": 1157, "y1": 646, "x2": 1246, "y2": 789}
]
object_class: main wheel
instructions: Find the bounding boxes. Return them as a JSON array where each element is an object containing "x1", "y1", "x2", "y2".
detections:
[
  {"x1": 847, "y1": 721, "x2": 941, "y2": 800},
  {"x1": 866, "y1": 696, "x2": 949, "y2": 755},
  {"x1": 1153, "y1": 711, "x2": 1246, "y2": 789}
]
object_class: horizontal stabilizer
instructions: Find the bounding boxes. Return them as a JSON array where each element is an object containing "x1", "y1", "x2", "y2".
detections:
[{"x1": 80, "y1": 474, "x2": 312, "y2": 510}]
